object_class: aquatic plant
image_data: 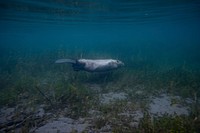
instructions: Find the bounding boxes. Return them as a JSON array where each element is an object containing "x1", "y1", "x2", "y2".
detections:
[
  {"x1": 138, "y1": 113, "x2": 199, "y2": 132},
  {"x1": 0, "y1": 50, "x2": 200, "y2": 132}
]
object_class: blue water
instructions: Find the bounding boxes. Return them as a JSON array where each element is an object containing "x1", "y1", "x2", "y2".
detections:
[
  {"x1": 0, "y1": 1, "x2": 200, "y2": 131},
  {"x1": 1, "y1": 0, "x2": 200, "y2": 62},
  {"x1": 0, "y1": 0, "x2": 200, "y2": 90}
]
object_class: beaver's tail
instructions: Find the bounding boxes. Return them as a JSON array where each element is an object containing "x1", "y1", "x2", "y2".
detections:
[{"x1": 55, "y1": 59, "x2": 76, "y2": 64}]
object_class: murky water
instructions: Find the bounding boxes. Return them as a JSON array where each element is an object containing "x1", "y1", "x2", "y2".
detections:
[{"x1": 0, "y1": 0, "x2": 200, "y2": 132}]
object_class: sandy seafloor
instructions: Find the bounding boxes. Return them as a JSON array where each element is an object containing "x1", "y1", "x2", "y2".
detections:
[{"x1": 0, "y1": 83, "x2": 198, "y2": 133}]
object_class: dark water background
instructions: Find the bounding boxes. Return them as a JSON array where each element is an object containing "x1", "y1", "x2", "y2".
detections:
[
  {"x1": 0, "y1": 1, "x2": 200, "y2": 132},
  {"x1": 0, "y1": 0, "x2": 200, "y2": 98},
  {"x1": 1, "y1": 0, "x2": 200, "y2": 63}
]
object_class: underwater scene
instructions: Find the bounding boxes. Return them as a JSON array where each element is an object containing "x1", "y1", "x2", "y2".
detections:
[{"x1": 0, "y1": 0, "x2": 200, "y2": 132}]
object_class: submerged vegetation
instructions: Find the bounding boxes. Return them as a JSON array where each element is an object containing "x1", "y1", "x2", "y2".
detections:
[{"x1": 0, "y1": 50, "x2": 200, "y2": 132}]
